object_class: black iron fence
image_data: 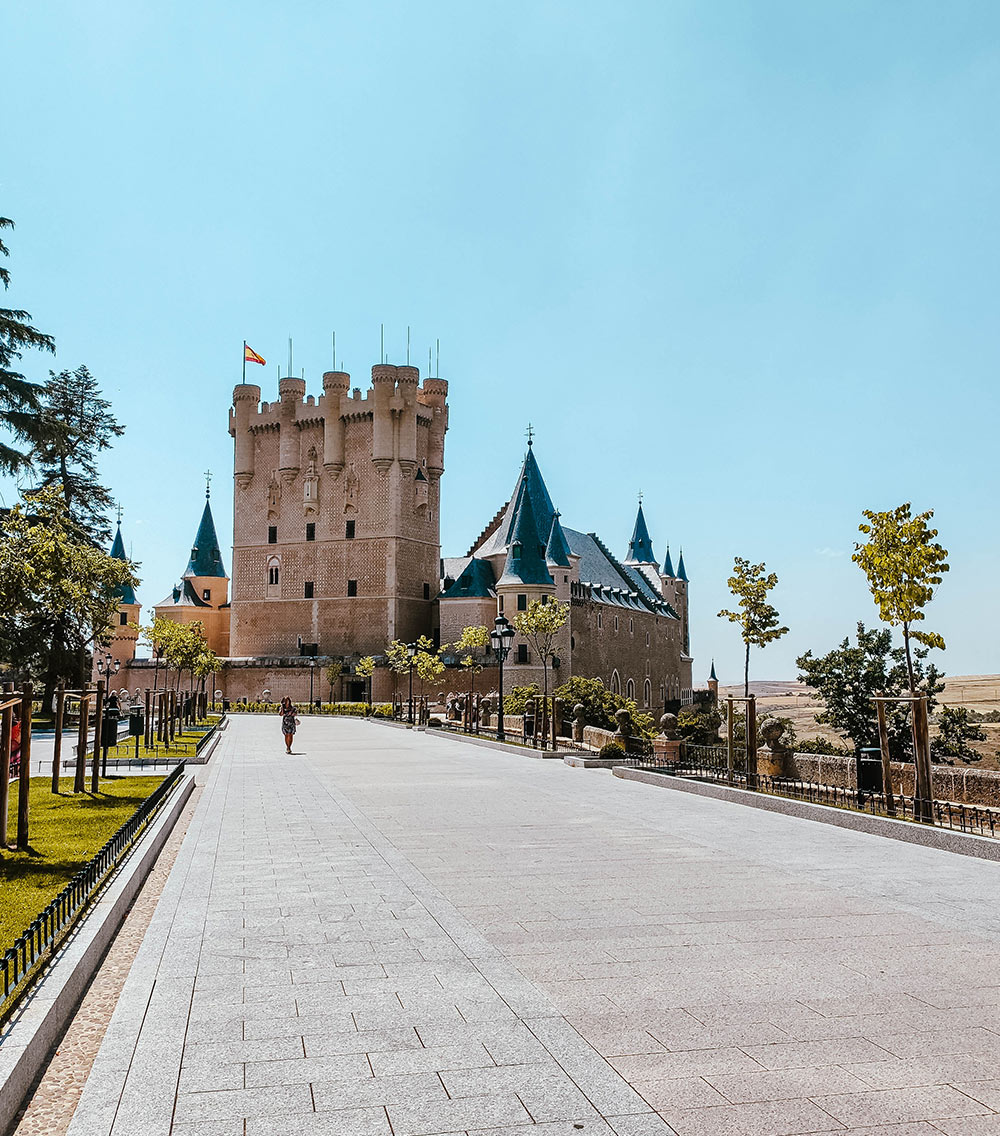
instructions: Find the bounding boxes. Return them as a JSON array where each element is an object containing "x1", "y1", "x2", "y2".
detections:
[
  {"x1": 621, "y1": 745, "x2": 1000, "y2": 841},
  {"x1": 1, "y1": 763, "x2": 187, "y2": 1019}
]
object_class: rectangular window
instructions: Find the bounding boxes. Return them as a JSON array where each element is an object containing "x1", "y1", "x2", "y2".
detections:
[
  {"x1": 304, "y1": 581, "x2": 314, "y2": 598},
  {"x1": 202, "y1": 589, "x2": 211, "y2": 601},
  {"x1": 646, "y1": 631, "x2": 650, "y2": 646},
  {"x1": 306, "y1": 523, "x2": 315, "y2": 542},
  {"x1": 597, "y1": 612, "x2": 603, "y2": 629},
  {"x1": 517, "y1": 594, "x2": 527, "y2": 611},
  {"x1": 423, "y1": 582, "x2": 430, "y2": 599},
  {"x1": 267, "y1": 526, "x2": 277, "y2": 544},
  {"x1": 516, "y1": 643, "x2": 528, "y2": 663},
  {"x1": 629, "y1": 618, "x2": 634, "y2": 633},
  {"x1": 614, "y1": 616, "x2": 619, "y2": 631},
  {"x1": 268, "y1": 566, "x2": 279, "y2": 586},
  {"x1": 498, "y1": 595, "x2": 504, "y2": 613},
  {"x1": 119, "y1": 612, "x2": 128, "y2": 626},
  {"x1": 345, "y1": 520, "x2": 355, "y2": 539},
  {"x1": 347, "y1": 579, "x2": 358, "y2": 597}
]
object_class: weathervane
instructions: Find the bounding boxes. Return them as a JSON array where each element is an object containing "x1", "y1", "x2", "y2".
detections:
[
  {"x1": 526, "y1": 422, "x2": 535, "y2": 447},
  {"x1": 116, "y1": 500, "x2": 123, "y2": 525},
  {"x1": 204, "y1": 470, "x2": 212, "y2": 499}
]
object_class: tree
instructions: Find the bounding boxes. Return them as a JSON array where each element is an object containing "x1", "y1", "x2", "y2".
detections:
[
  {"x1": 932, "y1": 706, "x2": 986, "y2": 765},
  {"x1": 33, "y1": 365, "x2": 125, "y2": 544},
  {"x1": 355, "y1": 656, "x2": 375, "y2": 707},
  {"x1": 414, "y1": 646, "x2": 445, "y2": 701},
  {"x1": 385, "y1": 640, "x2": 411, "y2": 699},
  {"x1": 718, "y1": 558, "x2": 788, "y2": 696},
  {"x1": 454, "y1": 625, "x2": 490, "y2": 702},
  {"x1": 512, "y1": 598, "x2": 569, "y2": 704},
  {"x1": 852, "y1": 503, "x2": 949, "y2": 696},
  {"x1": 0, "y1": 216, "x2": 55, "y2": 473},
  {"x1": 796, "y1": 622, "x2": 945, "y2": 761},
  {"x1": 552, "y1": 675, "x2": 655, "y2": 738},
  {"x1": 140, "y1": 615, "x2": 183, "y2": 694},
  {"x1": 324, "y1": 660, "x2": 343, "y2": 703},
  {"x1": 0, "y1": 485, "x2": 136, "y2": 683}
]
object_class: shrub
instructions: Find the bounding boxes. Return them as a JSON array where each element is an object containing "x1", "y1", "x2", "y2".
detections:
[
  {"x1": 553, "y1": 676, "x2": 655, "y2": 738},
  {"x1": 598, "y1": 742, "x2": 626, "y2": 760},
  {"x1": 796, "y1": 736, "x2": 853, "y2": 757},
  {"x1": 372, "y1": 703, "x2": 393, "y2": 718},
  {"x1": 427, "y1": 716, "x2": 443, "y2": 728},
  {"x1": 503, "y1": 683, "x2": 540, "y2": 716}
]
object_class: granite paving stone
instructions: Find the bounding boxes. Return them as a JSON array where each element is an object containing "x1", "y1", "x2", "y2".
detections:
[{"x1": 61, "y1": 716, "x2": 1000, "y2": 1136}]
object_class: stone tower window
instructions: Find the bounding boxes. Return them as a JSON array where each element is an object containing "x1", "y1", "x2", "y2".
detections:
[
  {"x1": 345, "y1": 520, "x2": 355, "y2": 539},
  {"x1": 268, "y1": 525, "x2": 277, "y2": 544},
  {"x1": 626, "y1": 678, "x2": 635, "y2": 701},
  {"x1": 644, "y1": 679, "x2": 652, "y2": 707},
  {"x1": 119, "y1": 611, "x2": 128, "y2": 626},
  {"x1": 629, "y1": 618, "x2": 634, "y2": 633},
  {"x1": 267, "y1": 564, "x2": 280, "y2": 586},
  {"x1": 202, "y1": 589, "x2": 211, "y2": 602},
  {"x1": 306, "y1": 523, "x2": 316, "y2": 542},
  {"x1": 304, "y1": 581, "x2": 314, "y2": 598},
  {"x1": 517, "y1": 594, "x2": 527, "y2": 611},
  {"x1": 498, "y1": 595, "x2": 504, "y2": 613},
  {"x1": 611, "y1": 669, "x2": 621, "y2": 695},
  {"x1": 347, "y1": 579, "x2": 358, "y2": 597},
  {"x1": 423, "y1": 583, "x2": 430, "y2": 600},
  {"x1": 516, "y1": 643, "x2": 528, "y2": 663},
  {"x1": 597, "y1": 611, "x2": 603, "y2": 629},
  {"x1": 614, "y1": 615, "x2": 619, "y2": 632},
  {"x1": 646, "y1": 631, "x2": 650, "y2": 647}
]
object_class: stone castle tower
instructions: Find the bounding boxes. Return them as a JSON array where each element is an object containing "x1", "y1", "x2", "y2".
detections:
[
  {"x1": 228, "y1": 364, "x2": 449, "y2": 659},
  {"x1": 100, "y1": 522, "x2": 140, "y2": 675}
]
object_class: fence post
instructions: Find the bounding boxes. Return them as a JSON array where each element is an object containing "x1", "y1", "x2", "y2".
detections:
[
  {"x1": 16, "y1": 681, "x2": 33, "y2": 849},
  {"x1": 875, "y1": 697, "x2": 896, "y2": 817},
  {"x1": 0, "y1": 682, "x2": 13, "y2": 846},
  {"x1": 726, "y1": 696, "x2": 735, "y2": 784},
  {"x1": 912, "y1": 695, "x2": 934, "y2": 824},
  {"x1": 91, "y1": 680, "x2": 105, "y2": 793},
  {"x1": 746, "y1": 694, "x2": 757, "y2": 789},
  {"x1": 75, "y1": 693, "x2": 89, "y2": 793},
  {"x1": 144, "y1": 687, "x2": 152, "y2": 749},
  {"x1": 52, "y1": 683, "x2": 65, "y2": 793}
]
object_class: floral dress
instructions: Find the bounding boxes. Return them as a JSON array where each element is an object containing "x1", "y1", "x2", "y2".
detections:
[{"x1": 281, "y1": 710, "x2": 297, "y2": 735}]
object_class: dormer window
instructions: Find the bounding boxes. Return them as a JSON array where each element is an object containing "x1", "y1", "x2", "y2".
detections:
[{"x1": 511, "y1": 542, "x2": 522, "y2": 561}]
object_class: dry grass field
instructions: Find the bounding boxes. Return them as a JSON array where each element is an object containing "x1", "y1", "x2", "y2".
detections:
[{"x1": 719, "y1": 675, "x2": 1000, "y2": 770}]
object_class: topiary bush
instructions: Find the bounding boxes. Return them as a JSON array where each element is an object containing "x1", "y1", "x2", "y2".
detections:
[
  {"x1": 427, "y1": 716, "x2": 443, "y2": 728},
  {"x1": 598, "y1": 741, "x2": 626, "y2": 760}
]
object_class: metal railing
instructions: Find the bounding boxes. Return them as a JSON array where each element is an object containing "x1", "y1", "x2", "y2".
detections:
[
  {"x1": 621, "y1": 747, "x2": 1000, "y2": 841},
  {"x1": 1, "y1": 763, "x2": 186, "y2": 1018}
]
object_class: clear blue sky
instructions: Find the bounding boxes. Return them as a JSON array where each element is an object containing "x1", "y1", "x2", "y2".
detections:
[{"x1": 3, "y1": 1, "x2": 998, "y2": 682}]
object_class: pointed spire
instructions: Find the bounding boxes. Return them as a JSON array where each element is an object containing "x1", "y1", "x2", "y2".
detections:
[
  {"x1": 676, "y1": 548, "x2": 688, "y2": 582},
  {"x1": 545, "y1": 511, "x2": 572, "y2": 568},
  {"x1": 709, "y1": 659, "x2": 717, "y2": 681},
  {"x1": 498, "y1": 480, "x2": 554, "y2": 586},
  {"x1": 185, "y1": 496, "x2": 227, "y2": 579},
  {"x1": 661, "y1": 544, "x2": 675, "y2": 578},
  {"x1": 625, "y1": 501, "x2": 656, "y2": 564},
  {"x1": 108, "y1": 521, "x2": 138, "y2": 605}
]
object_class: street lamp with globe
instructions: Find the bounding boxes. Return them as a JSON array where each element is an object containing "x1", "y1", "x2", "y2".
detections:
[{"x1": 489, "y1": 615, "x2": 516, "y2": 742}]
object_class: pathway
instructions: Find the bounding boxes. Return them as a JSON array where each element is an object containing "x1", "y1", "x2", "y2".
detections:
[{"x1": 66, "y1": 716, "x2": 1000, "y2": 1135}]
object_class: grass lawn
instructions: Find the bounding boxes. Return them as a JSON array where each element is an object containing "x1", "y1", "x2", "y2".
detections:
[
  {"x1": 0, "y1": 776, "x2": 164, "y2": 954},
  {"x1": 94, "y1": 715, "x2": 221, "y2": 761}
]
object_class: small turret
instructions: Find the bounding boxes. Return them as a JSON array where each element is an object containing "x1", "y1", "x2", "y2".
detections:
[
  {"x1": 231, "y1": 383, "x2": 261, "y2": 486},
  {"x1": 321, "y1": 370, "x2": 350, "y2": 475},
  {"x1": 497, "y1": 482, "x2": 554, "y2": 587},
  {"x1": 708, "y1": 659, "x2": 718, "y2": 701},
  {"x1": 676, "y1": 549, "x2": 689, "y2": 582},
  {"x1": 278, "y1": 376, "x2": 305, "y2": 480},
  {"x1": 371, "y1": 364, "x2": 396, "y2": 471},
  {"x1": 624, "y1": 502, "x2": 656, "y2": 565},
  {"x1": 661, "y1": 545, "x2": 675, "y2": 579}
]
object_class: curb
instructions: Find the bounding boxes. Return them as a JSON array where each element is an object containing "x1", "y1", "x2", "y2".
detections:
[
  {"x1": 614, "y1": 767, "x2": 1000, "y2": 863},
  {"x1": 0, "y1": 773, "x2": 196, "y2": 1133},
  {"x1": 369, "y1": 718, "x2": 573, "y2": 759}
]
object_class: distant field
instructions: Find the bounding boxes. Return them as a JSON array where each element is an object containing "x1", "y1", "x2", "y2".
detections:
[{"x1": 718, "y1": 675, "x2": 1000, "y2": 769}]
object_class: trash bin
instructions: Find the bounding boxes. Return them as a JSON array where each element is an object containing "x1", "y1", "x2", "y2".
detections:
[
  {"x1": 857, "y1": 747, "x2": 883, "y2": 802},
  {"x1": 129, "y1": 708, "x2": 145, "y2": 737}
]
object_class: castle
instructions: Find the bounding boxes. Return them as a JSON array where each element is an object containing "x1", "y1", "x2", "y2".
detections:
[{"x1": 104, "y1": 358, "x2": 694, "y2": 708}]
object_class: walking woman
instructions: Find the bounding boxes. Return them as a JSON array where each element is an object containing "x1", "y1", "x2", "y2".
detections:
[{"x1": 280, "y1": 697, "x2": 298, "y2": 754}]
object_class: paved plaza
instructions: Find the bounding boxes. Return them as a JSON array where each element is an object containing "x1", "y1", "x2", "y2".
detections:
[{"x1": 65, "y1": 716, "x2": 1000, "y2": 1135}]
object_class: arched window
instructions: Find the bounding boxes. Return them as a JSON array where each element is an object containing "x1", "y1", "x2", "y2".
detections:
[
  {"x1": 644, "y1": 679, "x2": 652, "y2": 708},
  {"x1": 610, "y1": 670, "x2": 621, "y2": 695},
  {"x1": 626, "y1": 678, "x2": 635, "y2": 701},
  {"x1": 266, "y1": 556, "x2": 281, "y2": 597}
]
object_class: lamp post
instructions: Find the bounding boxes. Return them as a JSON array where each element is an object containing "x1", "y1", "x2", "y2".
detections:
[
  {"x1": 489, "y1": 615, "x2": 516, "y2": 743},
  {"x1": 95, "y1": 654, "x2": 121, "y2": 774},
  {"x1": 96, "y1": 653, "x2": 120, "y2": 685},
  {"x1": 309, "y1": 658, "x2": 316, "y2": 712},
  {"x1": 407, "y1": 642, "x2": 417, "y2": 725}
]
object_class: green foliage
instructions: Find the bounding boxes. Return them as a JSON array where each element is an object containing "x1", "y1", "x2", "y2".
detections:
[
  {"x1": 795, "y1": 736, "x2": 855, "y2": 757},
  {"x1": 796, "y1": 621, "x2": 945, "y2": 761},
  {"x1": 0, "y1": 216, "x2": 55, "y2": 474},
  {"x1": 677, "y1": 705, "x2": 722, "y2": 746},
  {"x1": 718, "y1": 557, "x2": 788, "y2": 695},
  {"x1": 33, "y1": 365, "x2": 124, "y2": 545},
  {"x1": 931, "y1": 706, "x2": 986, "y2": 765},
  {"x1": 324, "y1": 660, "x2": 343, "y2": 699},
  {"x1": 503, "y1": 682, "x2": 540, "y2": 715},
  {"x1": 140, "y1": 617, "x2": 215, "y2": 685},
  {"x1": 0, "y1": 485, "x2": 137, "y2": 681},
  {"x1": 512, "y1": 598, "x2": 569, "y2": 696},
  {"x1": 455, "y1": 625, "x2": 490, "y2": 654},
  {"x1": 355, "y1": 656, "x2": 376, "y2": 678},
  {"x1": 385, "y1": 640, "x2": 410, "y2": 674},
  {"x1": 598, "y1": 742, "x2": 626, "y2": 759},
  {"x1": 552, "y1": 675, "x2": 654, "y2": 738}
]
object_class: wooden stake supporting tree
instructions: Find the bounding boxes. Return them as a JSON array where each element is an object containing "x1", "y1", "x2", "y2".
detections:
[
  {"x1": 75, "y1": 693, "x2": 89, "y2": 793},
  {"x1": 0, "y1": 682, "x2": 15, "y2": 846},
  {"x1": 52, "y1": 683, "x2": 65, "y2": 793},
  {"x1": 91, "y1": 680, "x2": 105, "y2": 793},
  {"x1": 16, "y1": 681, "x2": 32, "y2": 849}
]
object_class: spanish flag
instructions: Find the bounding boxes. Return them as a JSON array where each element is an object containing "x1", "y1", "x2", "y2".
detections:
[{"x1": 244, "y1": 343, "x2": 266, "y2": 366}]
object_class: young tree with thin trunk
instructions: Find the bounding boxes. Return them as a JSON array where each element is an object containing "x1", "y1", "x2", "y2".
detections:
[
  {"x1": 512, "y1": 599, "x2": 569, "y2": 707},
  {"x1": 455, "y1": 625, "x2": 490, "y2": 702},
  {"x1": 852, "y1": 503, "x2": 949, "y2": 697},
  {"x1": 355, "y1": 656, "x2": 375, "y2": 708},
  {"x1": 718, "y1": 557, "x2": 788, "y2": 697}
]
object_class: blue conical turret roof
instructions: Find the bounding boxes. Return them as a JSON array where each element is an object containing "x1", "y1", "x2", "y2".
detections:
[
  {"x1": 545, "y1": 511, "x2": 572, "y2": 568},
  {"x1": 497, "y1": 481, "x2": 554, "y2": 587},
  {"x1": 109, "y1": 523, "x2": 137, "y2": 605},
  {"x1": 477, "y1": 444, "x2": 557, "y2": 559},
  {"x1": 625, "y1": 503, "x2": 656, "y2": 565},
  {"x1": 709, "y1": 659, "x2": 717, "y2": 681},
  {"x1": 184, "y1": 496, "x2": 227, "y2": 579},
  {"x1": 661, "y1": 545, "x2": 675, "y2": 578},
  {"x1": 676, "y1": 549, "x2": 688, "y2": 582}
]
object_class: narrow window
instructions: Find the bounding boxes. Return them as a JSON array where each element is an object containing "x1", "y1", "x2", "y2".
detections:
[
  {"x1": 423, "y1": 582, "x2": 430, "y2": 600},
  {"x1": 345, "y1": 519, "x2": 355, "y2": 539},
  {"x1": 516, "y1": 643, "x2": 528, "y2": 663},
  {"x1": 202, "y1": 589, "x2": 211, "y2": 601},
  {"x1": 626, "y1": 679, "x2": 635, "y2": 700},
  {"x1": 119, "y1": 612, "x2": 128, "y2": 626},
  {"x1": 267, "y1": 525, "x2": 277, "y2": 544},
  {"x1": 304, "y1": 581, "x2": 314, "y2": 598},
  {"x1": 597, "y1": 612, "x2": 603, "y2": 629},
  {"x1": 646, "y1": 631, "x2": 650, "y2": 647},
  {"x1": 570, "y1": 636, "x2": 575, "y2": 650},
  {"x1": 268, "y1": 565, "x2": 280, "y2": 586},
  {"x1": 347, "y1": 579, "x2": 358, "y2": 597},
  {"x1": 498, "y1": 595, "x2": 504, "y2": 613},
  {"x1": 306, "y1": 523, "x2": 316, "y2": 542},
  {"x1": 517, "y1": 594, "x2": 527, "y2": 611},
  {"x1": 629, "y1": 618, "x2": 634, "y2": 633},
  {"x1": 614, "y1": 615, "x2": 619, "y2": 631}
]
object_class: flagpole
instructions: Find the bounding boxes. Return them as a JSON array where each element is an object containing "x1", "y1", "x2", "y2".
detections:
[{"x1": 243, "y1": 340, "x2": 246, "y2": 384}]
